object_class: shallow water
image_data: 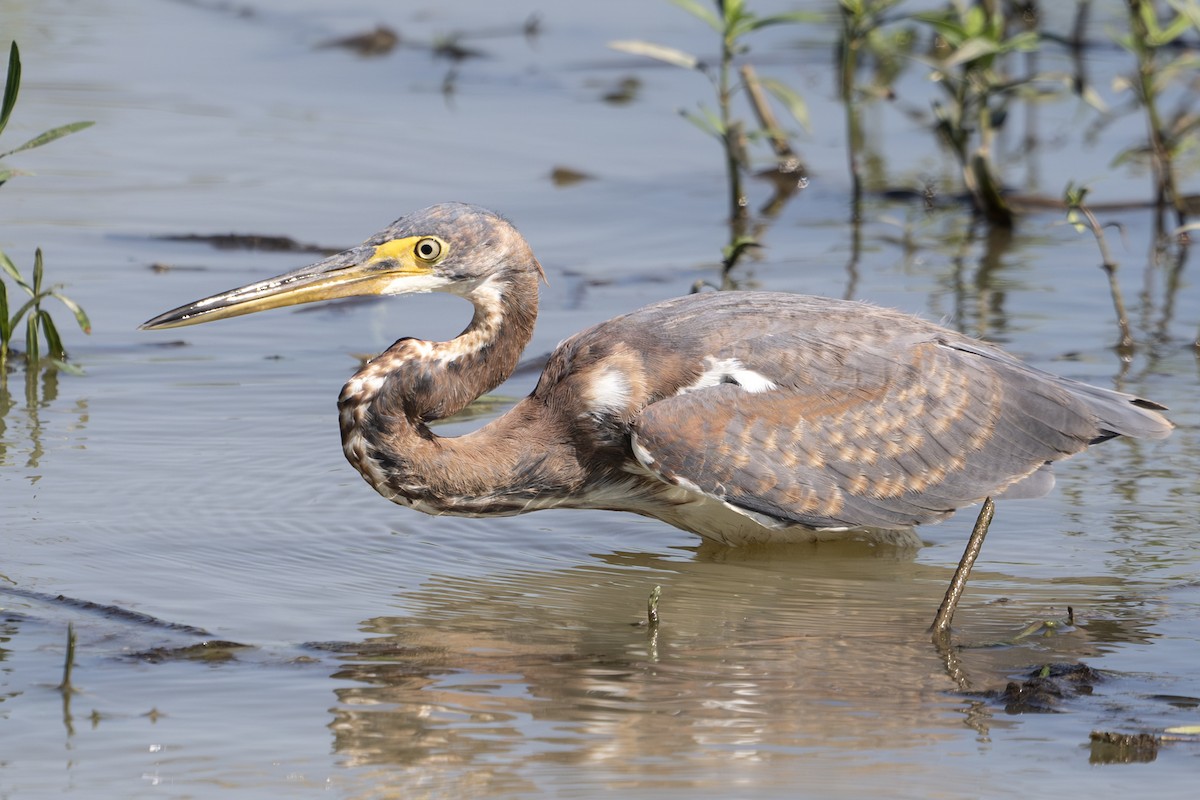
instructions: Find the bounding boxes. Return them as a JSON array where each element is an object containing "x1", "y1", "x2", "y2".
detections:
[{"x1": 3, "y1": 1, "x2": 1200, "y2": 797}]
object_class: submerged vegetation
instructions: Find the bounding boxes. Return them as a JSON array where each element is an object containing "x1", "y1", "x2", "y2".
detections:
[{"x1": 0, "y1": 42, "x2": 92, "y2": 370}]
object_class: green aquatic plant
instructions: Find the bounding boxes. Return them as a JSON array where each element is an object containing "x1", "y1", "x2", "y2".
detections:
[
  {"x1": 1112, "y1": 0, "x2": 1200, "y2": 228},
  {"x1": 0, "y1": 41, "x2": 93, "y2": 368},
  {"x1": 610, "y1": 0, "x2": 817, "y2": 275},
  {"x1": 916, "y1": 0, "x2": 1040, "y2": 228},
  {"x1": 0, "y1": 42, "x2": 94, "y2": 186},
  {"x1": 1, "y1": 248, "x2": 91, "y2": 368},
  {"x1": 837, "y1": 0, "x2": 911, "y2": 213}
]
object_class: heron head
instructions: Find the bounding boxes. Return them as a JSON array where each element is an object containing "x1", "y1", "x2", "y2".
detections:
[{"x1": 140, "y1": 203, "x2": 545, "y2": 330}]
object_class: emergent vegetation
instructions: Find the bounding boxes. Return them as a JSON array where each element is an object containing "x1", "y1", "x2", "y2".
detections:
[{"x1": 0, "y1": 41, "x2": 92, "y2": 369}]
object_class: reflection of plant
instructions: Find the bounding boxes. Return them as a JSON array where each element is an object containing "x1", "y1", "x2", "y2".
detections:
[
  {"x1": 0, "y1": 42, "x2": 93, "y2": 368},
  {"x1": 1112, "y1": 0, "x2": 1200, "y2": 227},
  {"x1": 916, "y1": 1, "x2": 1039, "y2": 228},
  {"x1": 611, "y1": 0, "x2": 816, "y2": 277}
]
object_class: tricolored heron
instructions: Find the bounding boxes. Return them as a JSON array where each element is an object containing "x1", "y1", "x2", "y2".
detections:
[{"x1": 142, "y1": 203, "x2": 1172, "y2": 547}]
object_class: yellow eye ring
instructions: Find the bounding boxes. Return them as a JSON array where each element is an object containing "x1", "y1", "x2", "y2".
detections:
[{"x1": 414, "y1": 237, "x2": 443, "y2": 262}]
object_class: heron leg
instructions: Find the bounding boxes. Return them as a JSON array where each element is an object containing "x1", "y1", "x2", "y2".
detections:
[{"x1": 929, "y1": 497, "x2": 996, "y2": 645}]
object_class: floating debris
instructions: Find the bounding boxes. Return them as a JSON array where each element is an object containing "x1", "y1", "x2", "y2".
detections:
[
  {"x1": 317, "y1": 25, "x2": 399, "y2": 57},
  {"x1": 970, "y1": 662, "x2": 1103, "y2": 714},
  {"x1": 601, "y1": 76, "x2": 641, "y2": 105},
  {"x1": 1089, "y1": 731, "x2": 1159, "y2": 764},
  {"x1": 128, "y1": 640, "x2": 250, "y2": 664},
  {"x1": 549, "y1": 166, "x2": 594, "y2": 187}
]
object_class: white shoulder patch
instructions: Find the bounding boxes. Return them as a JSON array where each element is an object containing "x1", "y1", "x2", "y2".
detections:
[
  {"x1": 583, "y1": 366, "x2": 633, "y2": 418},
  {"x1": 678, "y1": 356, "x2": 777, "y2": 396}
]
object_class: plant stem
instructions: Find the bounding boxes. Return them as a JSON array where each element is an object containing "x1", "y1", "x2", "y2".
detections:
[
  {"x1": 1078, "y1": 202, "x2": 1135, "y2": 353},
  {"x1": 718, "y1": 16, "x2": 747, "y2": 225},
  {"x1": 1127, "y1": 0, "x2": 1186, "y2": 228}
]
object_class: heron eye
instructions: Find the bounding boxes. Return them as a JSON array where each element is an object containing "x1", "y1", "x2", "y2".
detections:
[{"x1": 414, "y1": 237, "x2": 443, "y2": 262}]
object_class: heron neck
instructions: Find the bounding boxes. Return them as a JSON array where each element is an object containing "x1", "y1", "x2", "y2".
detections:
[
  {"x1": 336, "y1": 266, "x2": 577, "y2": 510},
  {"x1": 345, "y1": 269, "x2": 538, "y2": 423}
]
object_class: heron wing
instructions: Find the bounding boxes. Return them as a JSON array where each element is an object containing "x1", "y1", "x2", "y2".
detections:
[{"x1": 630, "y1": 335, "x2": 1123, "y2": 531}]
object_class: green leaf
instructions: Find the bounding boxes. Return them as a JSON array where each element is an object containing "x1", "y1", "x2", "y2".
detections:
[
  {"x1": 1, "y1": 41, "x2": 20, "y2": 138},
  {"x1": 759, "y1": 77, "x2": 810, "y2": 132},
  {"x1": 1003, "y1": 30, "x2": 1041, "y2": 53},
  {"x1": 913, "y1": 12, "x2": 967, "y2": 46},
  {"x1": 39, "y1": 309, "x2": 64, "y2": 358},
  {"x1": 0, "y1": 120, "x2": 94, "y2": 159},
  {"x1": 0, "y1": 166, "x2": 29, "y2": 183},
  {"x1": 1139, "y1": 0, "x2": 1162, "y2": 38},
  {"x1": 32, "y1": 247, "x2": 44, "y2": 296},
  {"x1": 50, "y1": 290, "x2": 91, "y2": 334},
  {"x1": 722, "y1": 0, "x2": 747, "y2": 27},
  {"x1": 0, "y1": 249, "x2": 32, "y2": 293},
  {"x1": 681, "y1": 105, "x2": 724, "y2": 138},
  {"x1": 721, "y1": 234, "x2": 759, "y2": 263},
  {"x1": 941, "y1": 37, "x2": 1001, "y2": 67},
  {"x1": 1111, "y1": 146, "x2": 1143, "y2": 168},
  {"x1": 0, "y1": 279, "x2": 10, "y2": 343},
  {"x1": 964, "y1": 5, "x2": 988, "y2": 38},
  {"x1": 10, "y1": 295, "x2": 36, "y2": 326},
  {"x1": 746, "y1": 11, "x2": 823, "y2": 32},
  {"x1": 1111, "y1": 32, "x2": 1137, "y2": 55},
  {"x1": 1063, "y1": 181, "x2": 1089, "y2": 207},
  {"x1": 608, "y1": 40, "x2": 700, "y2": 71},
  {"x1": 1167, "y1": 0, "x2": 1200, "y2": 32},
  {"x1": 670, "y1": 0, "x2": 722, "y2": 32},
  {"x1": 1154, "y1": 12, "x2": 1193, "y2": 45},
  {"x1": 25, "y1": 312, "x2": 39, "y2": 363}
]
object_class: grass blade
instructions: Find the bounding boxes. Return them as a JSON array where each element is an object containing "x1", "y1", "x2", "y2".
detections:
[
  {"x1": 10, "y1": 296, "x2": 36, "y2": 327},
  {"x1": 32, "y1": 248, "x2": 43, "y2": 295},
  {"x1": 1, "y1": 42, "x2": 20, "y2": 137},
  {"x1": 669, "y1": 0, "x2": 722, "y2": 33},
  {"x1": 0, "y1": 279, "x2": 10, "y2": 344},
  {"x1": 39, "y1": 309, "x2": 65, "y2": 358},
  {"x1": 760, "y1": 76, "x2": 810, "y2": 131},
  {"x1": 608, "y1": 40, "x2": 700, "y2": 71},
  {"x1": 0, "y1": 248, "x2": 28, "y2": 288},
  {"x1": 748, "y1": 11, "x2": 824, "y2": 31},
  {"x1": 0, "y1": 121, "x2": 94, "y2": 160},
  {"x1": 50, "y1": 291, "x2": 92, "y2": 334},
  {"x1": 25, "y1": 312, "x2": 40, "y2": 363}
]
